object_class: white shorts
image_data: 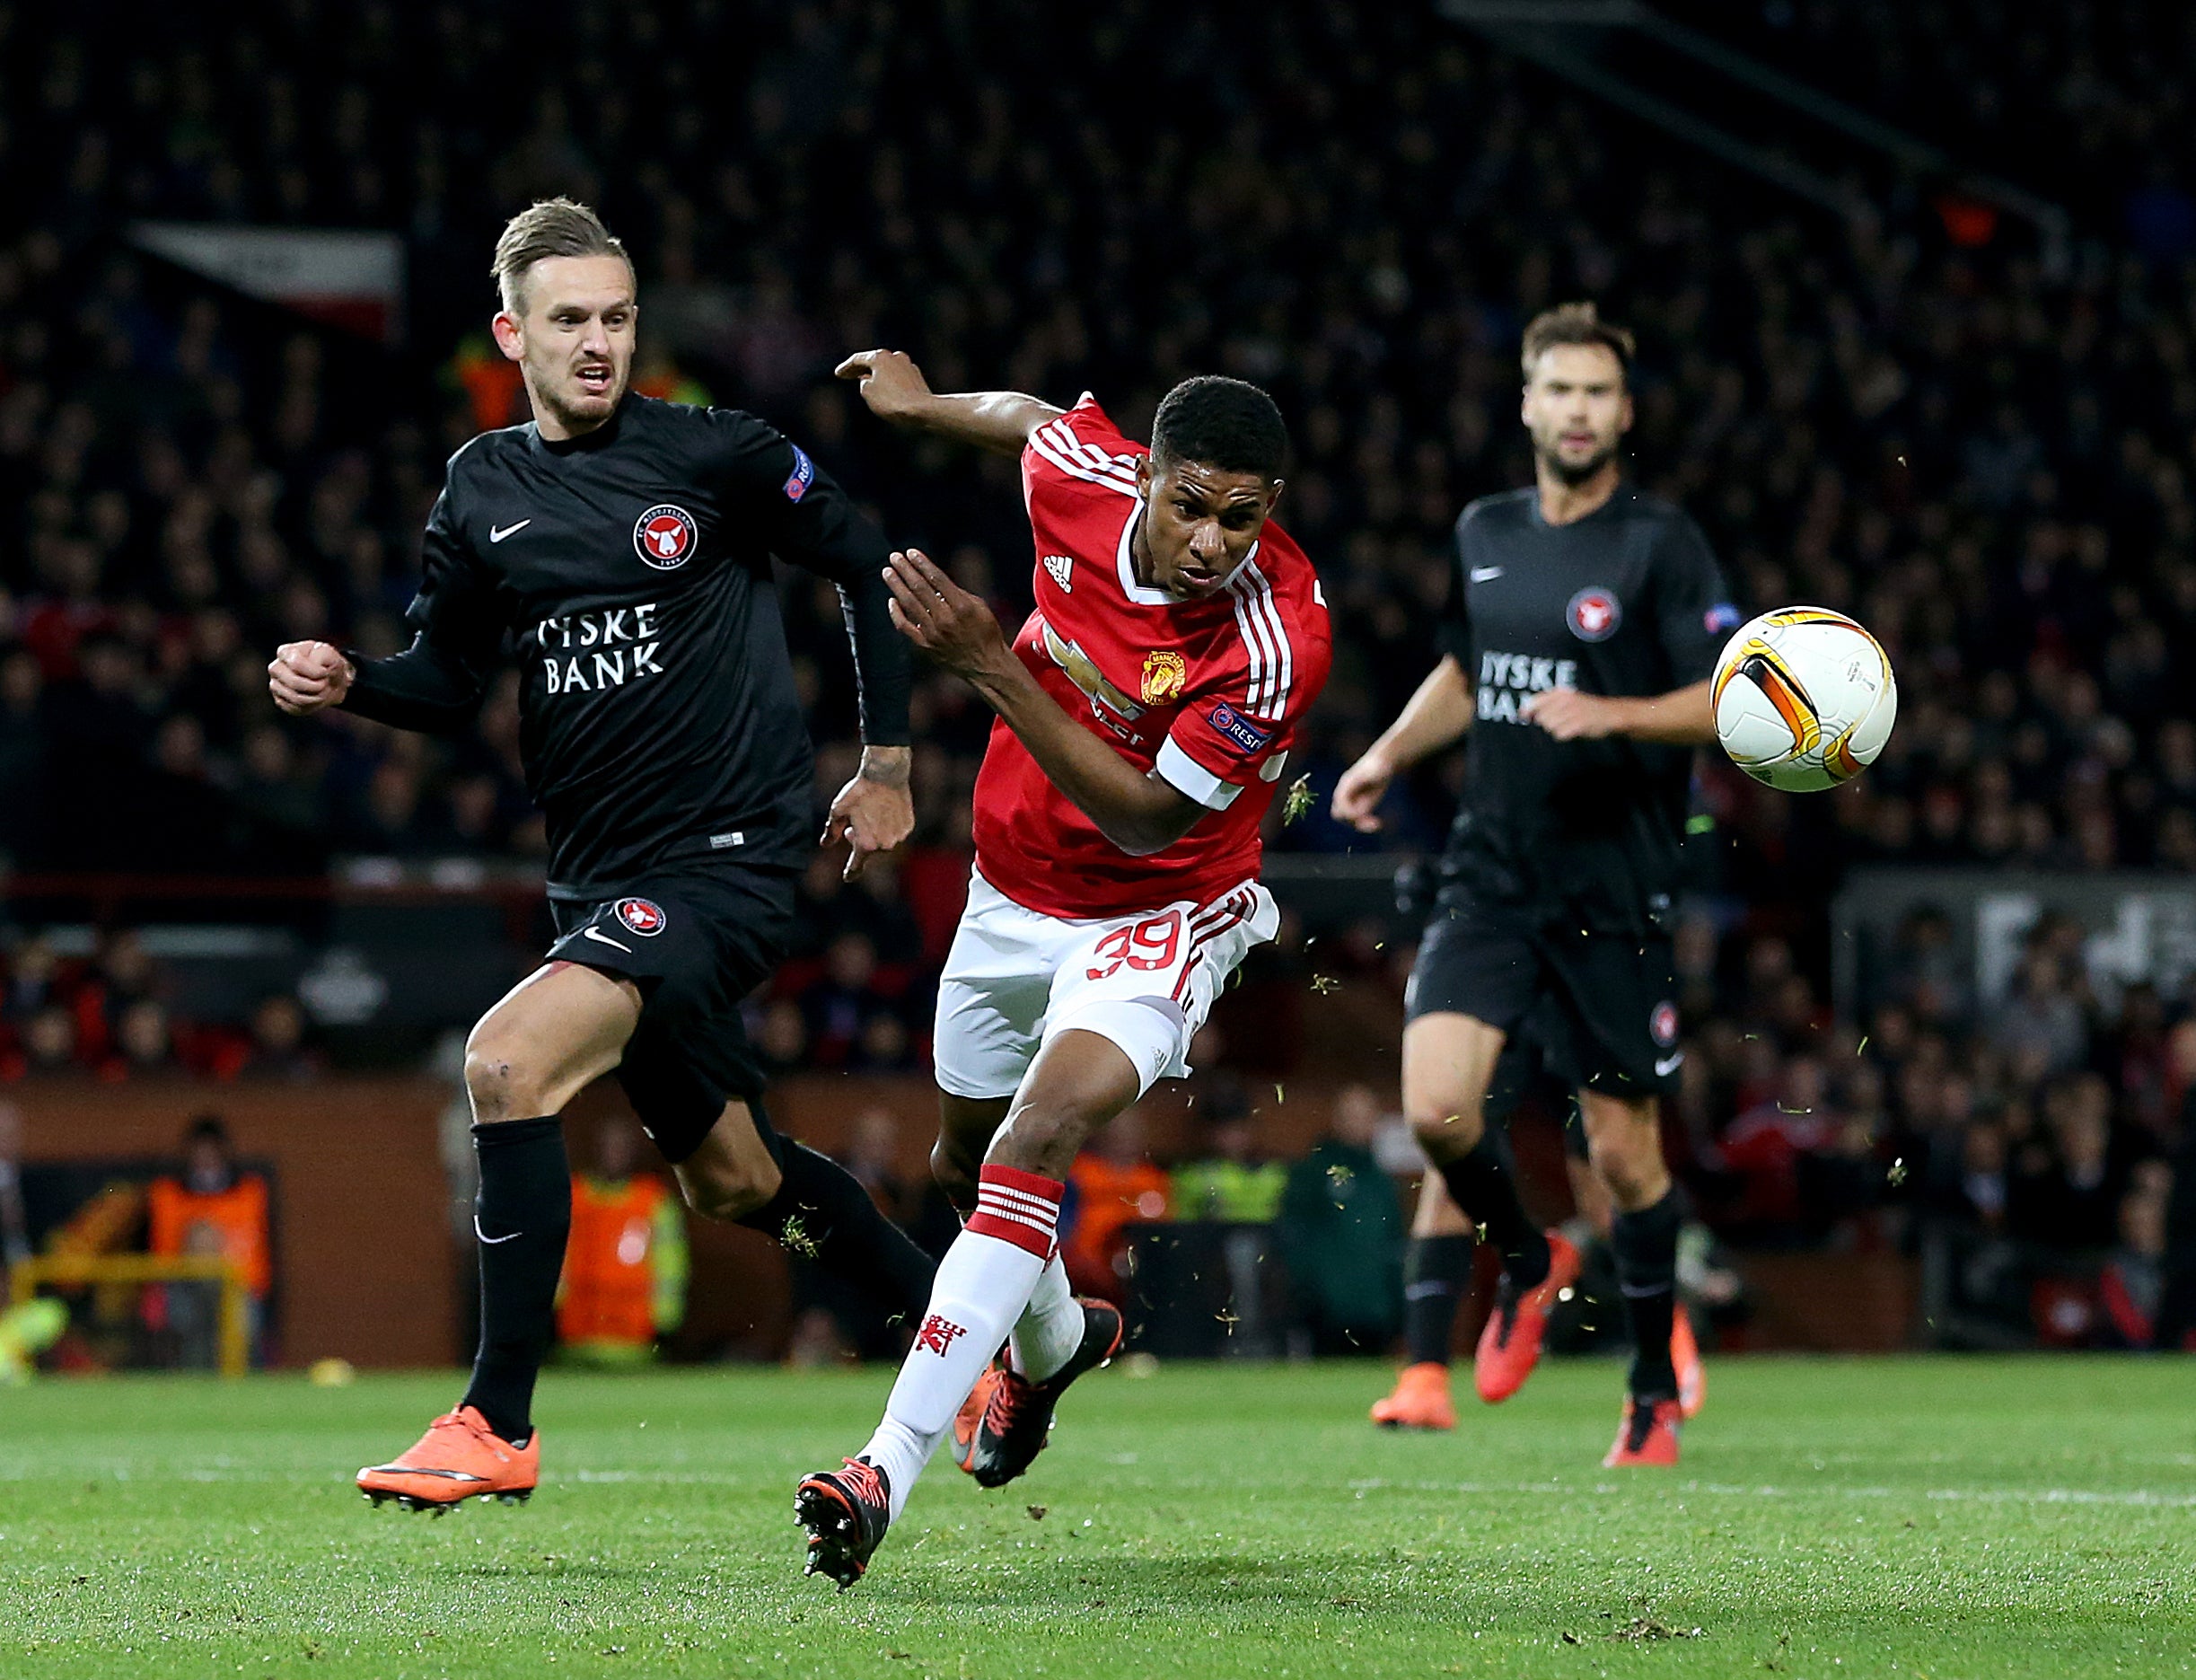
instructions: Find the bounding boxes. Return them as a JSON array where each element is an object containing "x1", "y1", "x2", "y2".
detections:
[{"x1": 932, "y1": 870, "x2": 1280, "y2": 1102}]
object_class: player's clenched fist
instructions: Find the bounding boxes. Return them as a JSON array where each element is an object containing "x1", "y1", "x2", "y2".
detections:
[
  {"x1": 1331, "y1": 750, "x2": 1395, "y2": 833},
  {"x1": 882, "y1": 549, "x2": 1009, "y2": 682},
  {"x1": 268, "y1": 640, "x2": 356, "y2": 716}
]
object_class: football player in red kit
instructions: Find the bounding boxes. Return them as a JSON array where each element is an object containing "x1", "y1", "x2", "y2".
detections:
[{"x1": 794, "y1": 352, "x2": 1331, "y2": 1586}]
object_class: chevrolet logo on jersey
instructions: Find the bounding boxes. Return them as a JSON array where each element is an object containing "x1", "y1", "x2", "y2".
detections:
[
  {"x1": 1041, "y1": 619, "x2": 1144, "y2": 731},
  {"x1": 1476, "y1": 649, "x2": 1578, "y2": 724},
  {"x1": 1140, "y1": 650, "x2": 1187, "y2": 705}
]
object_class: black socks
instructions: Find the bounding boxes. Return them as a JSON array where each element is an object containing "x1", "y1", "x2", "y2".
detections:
[
  {"x1": 1402, "y1": 1235, "x2": 1475, "y2": 1366},
  {"x1": 461, "y1": 1116, "x2": 571, "y2": 1443},
  {"x1": 1612, "y1": 1190, "x2": 1682, "y2": 1400},
  {"x1": 738, "y1": 1140, "x2": 938, "y2": 1324},
  {"x1": 1434, "y1": 1135, "x2": 1551, "y2": 1290}
]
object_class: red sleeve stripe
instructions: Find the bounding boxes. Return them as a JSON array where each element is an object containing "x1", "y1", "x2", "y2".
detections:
[{"x1": 1225, "y1": 559, "x2": 1294, "y2": 721}]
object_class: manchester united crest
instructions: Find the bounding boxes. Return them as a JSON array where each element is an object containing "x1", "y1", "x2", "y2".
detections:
[{"x1": 1140, "y1": 649, "x2": 1188, "y2": 705}]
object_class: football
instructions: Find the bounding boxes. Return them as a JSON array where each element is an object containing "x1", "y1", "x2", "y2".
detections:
[{"x1": 1712, "y1": 606, "x2": 1898, "y2": 792}]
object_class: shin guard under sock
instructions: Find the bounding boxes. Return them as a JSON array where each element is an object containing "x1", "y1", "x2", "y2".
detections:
[
  {"x1": 1612, "y1": 1190, "x2": 1682, "y2": 1399},
  {"x1": 1010, "y1": 1252, "x2": 1083, "y2": 1381},
  {"x1": 1434, "y1": 1135, "x2": 1550, "y2": 1289},
  {"x1": 460, "y1": 1116, "x2": 570, "y2": 1442},
  {"x1": 1402, "y1": 1235, "x2": 1475, "y2": 1366},
  {"x1": 739, "y1": 1139, "x2": 938, "y2": 1325},
  {"x1": 864, "y1": 1165, "x2": 1062, "y2": 1519}
]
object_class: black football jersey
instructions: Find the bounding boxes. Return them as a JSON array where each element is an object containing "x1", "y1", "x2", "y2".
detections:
[
  {"x1": 342, "y1": 394, "x2": 909, "y2": 899},
  {"x1": 1436, "y1": 485, "x2": 1736, "y2": 930}
]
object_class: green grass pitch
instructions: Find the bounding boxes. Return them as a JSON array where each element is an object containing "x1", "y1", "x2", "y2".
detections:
[{"x1": 0, "y1": 1357, "x2": 2188, "y2": 1679}]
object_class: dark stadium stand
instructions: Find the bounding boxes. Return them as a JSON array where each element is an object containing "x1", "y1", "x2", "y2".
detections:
[{"x1": 0, "y1": 0, "x2": 2190, "y2": 1343}]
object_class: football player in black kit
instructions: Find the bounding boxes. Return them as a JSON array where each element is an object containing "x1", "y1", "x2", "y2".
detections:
[
  {"x1": 1333, "y1": 303, "x2": 1737, "y2": 1466},
  {"x1": 268, "y1": 199, "x2": 937, "y2": 1508}
]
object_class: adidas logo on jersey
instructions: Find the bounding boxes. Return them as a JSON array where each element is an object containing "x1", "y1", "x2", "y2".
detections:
[{"x1": 1042, "y1": 553, "x2": 1075, "y2": 593}]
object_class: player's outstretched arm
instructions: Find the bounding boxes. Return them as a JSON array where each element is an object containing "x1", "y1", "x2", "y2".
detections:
[
  {"x1": 836, "y1": 349, "x2": 1062, "y2": 456},
  {"x1": 1521, "y1": 680, "x2": 1715, "y2": 744},
  {"x1": 883, "y1": 548, "x2": 1202, "y2": 857},
  {"x1": 1331, "y1": 655, "x2": 1472, "y2": 833}
]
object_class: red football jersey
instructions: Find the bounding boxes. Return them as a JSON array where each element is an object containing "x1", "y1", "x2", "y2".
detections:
[{"x1": 971, "y1": 395, "x2": 1331, "y2": 919}]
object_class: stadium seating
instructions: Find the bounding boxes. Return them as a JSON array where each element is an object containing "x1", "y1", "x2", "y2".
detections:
[{"x1": 0, "y1": 1, "x2": 2188, "y2": 1328}]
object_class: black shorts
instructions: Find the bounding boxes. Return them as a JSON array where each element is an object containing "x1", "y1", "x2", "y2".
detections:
[
  {"x1": 1482, "y1": 1021, "x2": 1589, "y2": 1158},
  {"x1": 547, "y1": 866, "x2": 795, "y2": 1163},
  {"x1": 1405, "y1": 891, "x2": 1682, "y2": 1099}
]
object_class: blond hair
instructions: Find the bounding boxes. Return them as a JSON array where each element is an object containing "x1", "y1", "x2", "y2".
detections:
[{"x1": 491, "y1": 198, "x2": 630, "y2": 313}]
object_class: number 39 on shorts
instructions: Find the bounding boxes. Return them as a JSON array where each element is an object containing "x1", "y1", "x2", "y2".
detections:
[{"x1": 1085, "y1": 912, "x2": 1182, "y2": 981}]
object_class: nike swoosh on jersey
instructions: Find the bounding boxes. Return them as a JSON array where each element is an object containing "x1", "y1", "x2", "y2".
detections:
[
  {"x1": 489, "y1": 519, "x2": 531, "y2": 542},
  {"x1": 473, "y1": 1216, "x2": 523, "y2": 1245},
  {"x1": 580, "y1": 926, "x2": 632, "y2": 954},
  {"x1": 1470, "y1": 566, "x2": 1504, "y2": 583},
  {"x1": 1655, "y1": 1053, "x2": 1685, "y2": 1077}
]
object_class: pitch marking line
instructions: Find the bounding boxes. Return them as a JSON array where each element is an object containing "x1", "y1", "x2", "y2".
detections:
[{"x1": 1345, "y1": 1478, "x2": 2196, "y2": 1509}]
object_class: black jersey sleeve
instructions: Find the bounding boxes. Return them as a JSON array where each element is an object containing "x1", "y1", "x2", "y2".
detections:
[
  {"x1": 1650, "y1": 513, "x2": 1737, "y2": 688},
  {"x1": 710, "y1": 409, "x2": 912, "y2": 748},
  {"x1": 340, "y1": 487, "x2": 505, "y2": 734},
  {"x1": 1436, "y1": 508, "x2": 1476, "y2": 666}
]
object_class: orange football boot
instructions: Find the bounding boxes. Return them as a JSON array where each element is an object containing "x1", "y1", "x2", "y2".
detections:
[
  {"x1": 952, "y1": 1299, "x2": 1124, "y2": 1486},
  {"x1": 357, "y1": 1405, "x2": 539, "y2": 1512},
  {"x1": 1603, "y1": 1396, "x2": 1683, "y2": 1467},
  {"x1": 1369, "y1": 1361, "x2": 1457, "y2": 1430},
  {"x1": 952, "y1": 1368, "x2": 1000, "y2": 1474},
  {"x1": 1473, "y1": 1230, "x2": 1581, "y2": 1403},
  {"x1": 1671, "y1": 1309, "x2": 1706, "y2": 1420}
]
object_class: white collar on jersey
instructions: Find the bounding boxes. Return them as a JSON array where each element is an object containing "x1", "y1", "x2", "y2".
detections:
[{"x1": 1115, "y1": 501, "x2": 1261, "y2": 605}]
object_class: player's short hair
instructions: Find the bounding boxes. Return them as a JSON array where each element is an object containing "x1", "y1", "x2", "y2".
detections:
[
  {"x1": 1150, "y1": 375, "x2": 1289, "y2": 481},
  {"x1": 1521, "y1": 301, "x2": 1635, "y2": 383},
  {"x1": 492, "y1": 198, "x2": 632, "y2": 314}
]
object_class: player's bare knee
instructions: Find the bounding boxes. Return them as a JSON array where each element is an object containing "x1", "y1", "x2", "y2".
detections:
[
  {"x1": 930, "y1": 1137, "x2": 979, "y2": 1211},
  {"x1": 463, "y1": 1028, "x2": 546, "y2": 1122},
  {"x1": 1587, "y1": 1136, "x2": 1658, "y2": 1207},
  {"x1": 1407, "y1": 1100, "x2": 1485, "y2": 1160},
  {"x1": 988, "y1": 1100, "x2": 1096, "y2": 1181}
]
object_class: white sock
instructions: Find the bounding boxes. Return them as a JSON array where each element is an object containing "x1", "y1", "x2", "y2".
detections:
[
  {"x1": 856, "y1": 1414, "x2": 944, "y2": 1521},
  {"x1": 1010, "y1": 1253, "x2": 1085, "y2": 1381},
  {"x1": 861, "y1": 1165, "x2": 1063, "y2": 1521}
]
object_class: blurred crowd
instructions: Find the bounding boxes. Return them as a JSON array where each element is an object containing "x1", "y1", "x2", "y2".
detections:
[
  {"x1": 7, "y1": 2, "x2": 2196, "y2": 882},
  {"x1": 788, "y1": 1084, "x2": 1410, "y2": 1366},
  {"x1": 1683, "y1": 0, "x2": 2196, "y2": 268},
  {"x1": 0, "y1": 0, "x2": 2192, "y2": 1324},
  {"x1": 0, "y1": 929, "x2": 315, "y2": 1083},
  {"x1": 1665, "y1": 905, "x2": 2196, "y2": 1346}
]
